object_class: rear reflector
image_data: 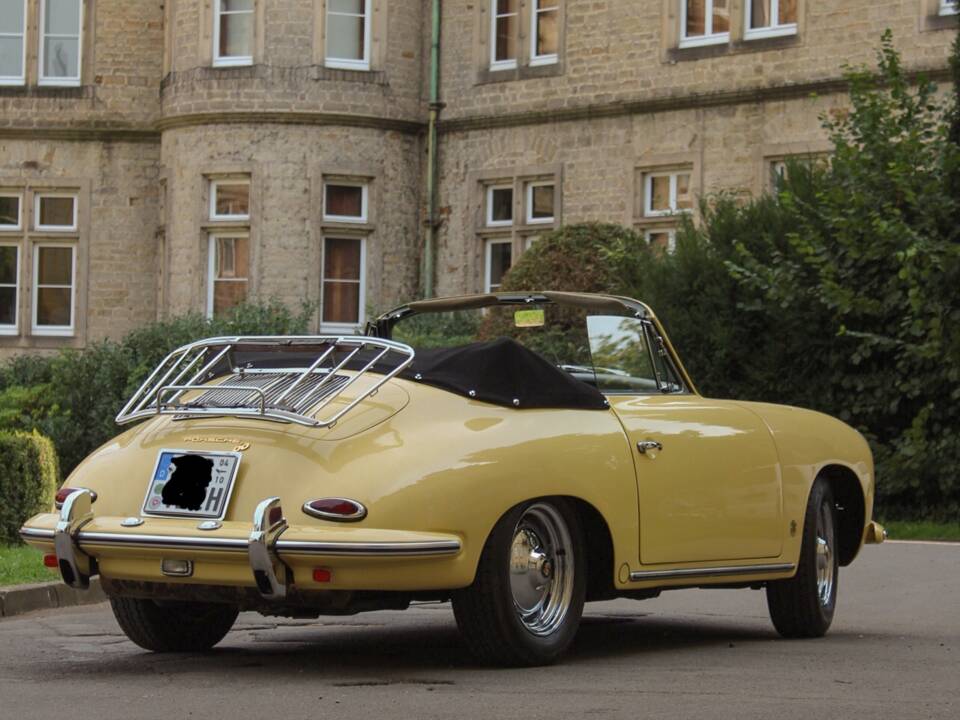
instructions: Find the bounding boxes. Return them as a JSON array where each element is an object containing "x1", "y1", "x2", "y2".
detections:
[
  {"x1": 302, "y1": 498, "x2": 367, "y2": 522},
  {"x1": 313, "y1": 568, "x2": 332, "y2": 583},
  {"x1": 43, "y1": 554, "x2": 58, "y2": 568},
  {"x1": 54, "y1": 487, "x2": 97, "y2": 510}
]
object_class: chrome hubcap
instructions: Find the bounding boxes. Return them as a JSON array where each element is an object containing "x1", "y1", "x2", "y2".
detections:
[
  {"x1": 815, "y1": 502, "x2": 835, "y2": 607},
  {"x1": 509, "y1": 503, "x2": 574, "y2": 637}
]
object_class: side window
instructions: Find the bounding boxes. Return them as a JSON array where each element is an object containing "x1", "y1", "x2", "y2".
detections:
[{"x1": 586, "y1": 316, "x2": 659, "y2": 393}]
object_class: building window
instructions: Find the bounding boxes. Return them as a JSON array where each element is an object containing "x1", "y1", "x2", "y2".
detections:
[
  {"x1": 213, "y1": 0, "x2": 254, "y2": 67},
  {"x1": 39, "y1": 0, "x2": 82, "y2": 86},
  {"x1": 486, "y1": 185, "x2": 514, "y2": 226},
  {"x1": 32, "y1": 244, "x2": 75, "y2": 335},
  {"x1": 323, "y1": 182, "x2": 368, "y2": 223},
  {"x1": 745, "y1": 0, "x2": 797, "y2": 39},
  {"x1": 769, "y1": 159, "x2": 788, "y2": 190},
  {"x1": 321, "y1": 237, "x2": 365, "y2": 329},
  {"x1": 35, "y1": 193, "x2": 77, "y2": 231},
  {"x1": 207, "y1": 234, "x2": 249, "y2": 317},
  {"x1": 0, "y1": 244, "x2": 19, "y2": 333},
  {"x1": 0, "y1": 193, "x2": 22, "y2": 230},
  {"x1": 525, "y1": 181, "x2": 555, "y2": 224},
  {"x1": 326, "y1": 0, "x2": 371, "y2": 71},
  {"x1": 645, "y1": 229, "x2": 677, "y2": 254},
  {"x1": 0, "y1": 0, "x2": 26, "y2": 85},
  {"x1": 941, "y1": 0, "x2": 958, "y2": 15},
  {"x1": 680, "y1": 0, "x2": 730, "y2": 48},
  {"x1": 530, "y1": 0, "x2": 559, "y2": 66},
  {"x1": 484, "y1": 239, "x2": 512, "y2": 293},
  {"x1": 209, "y1": 179, "x2": 250, "y2": 221},
  {"x1": 643, "y1": 171, "x2": 693, "y2": 217},
  {"x1": 490, "y1": 0, "x2": 518, "y2": 70}
]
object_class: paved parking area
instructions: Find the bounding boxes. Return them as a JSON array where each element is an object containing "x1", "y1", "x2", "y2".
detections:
[{"x1": 0, "y1": 542, "x2": 956, "y2": 719}]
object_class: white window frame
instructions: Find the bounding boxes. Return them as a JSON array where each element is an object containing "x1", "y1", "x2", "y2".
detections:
[
  {"x1": 322, "y1": 182, "x2": 368, "y2": 224},
  {"x1": 325, "y1": 0, "x2": 372, "y2": 71},
  {"x1": 679, "y1": 0, "x2": 730, "y2": 49},
  {"x1": 529, "y1": 0, "x2": 559, "y2": 67},
  {"x1": 645, "y1": 228, "x2": 677, "y2": 254},
  {"x1": 320, "y1": 235, "x2": 366, "y2": 333},
  {"x1": 0, "y1": 242, "x2": 20, "y2": 335},
  {"x1": 38, "y1": 0, "x2": 83, "y2": 87},
  {"x1": 525, "y1": 181, "x2": 555, "y2": 225},
  {"x1": 0, "y1": 0, "x2": 27, "y2": 86},
  {"x1": 206, "y1": 232, "x2": 250, "y2": 319},
  {"x1": 209, "y1": 178, "x2": 251, "y2": 221},
  {"x1": 34, "y1": 193, "x2": 78, "y2": 231},
  {"x1": 213, "y1": 0, "x2": 254, "y2": 68},
  {"x1": 484, "y1": 238, "x2": 513, "y2": 293},
  {"x1": 744, "y1": 0, "x2": 798, "y2": 40},
  {"x1": 941, "y1": 0, "x2": 958, "y2": 16},
  {"x1": 643, "y1": 171, "x2": 692, "y2": 217},
  {"x1": 31, "y1": 243, "x2": 76, "y2": 336},
  {"x1": 0, "y1": 193, "x2": 23, "y2": 230},
  {"x1": 486, "y1": 185, "x2": 514, "y2": 227},
  {"x1": 490, "y1": 0, "x2": 519, "y2": 71}
]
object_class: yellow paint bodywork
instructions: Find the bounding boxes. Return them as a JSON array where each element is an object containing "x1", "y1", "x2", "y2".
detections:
[{"x1": 21, "y1": 311, "x2": 878, "y2": 598}]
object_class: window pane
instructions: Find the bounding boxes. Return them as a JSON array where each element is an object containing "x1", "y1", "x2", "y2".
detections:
[
  {"x1": 213, "y1": 279, "x2": 247, "y2": 316},
  {"x1": 0, "y1": 0, "x2": 25, "y2": 34},
  {"x1": 36, "y1": 288, "x2": 71, "y2": 326},
  {"x1": 0, "y1": 247, "x2": 16, "y2": 284},
  {"x1": 778, "y1": 0, "x2": 797, "y2": 24},
  {"x1": 323, "y1": 282, "x2": 360, "y2": 323},
  {"x1": 686, "y1": 0, "x2": 706, "y2": 36},
  {"x1": 647, "y1": 231, "x2": 673, "y2": 253},
  {"x1": 325, "y1": 185, "x2": 364, "y2": 218},
  {"x1": 324, "y1": 238, "x2": 361, "y2": 281},
  {"x1": 495, "y1": 14, "x2": 517, "y2": 62},
  {"x1": 713, "y1": 0, "x2": 730, "y2": 33},
  {"x1": 214, "y1": 183, "x2": 249, "y2": 217},
  {"x1": 38, "y1": 196, "x2": 75, "y2": 227},
  {"x1": 0, "y1": 196, "x2": 19, "y2": 226},
  {"x1": 0, "y1": 37, "x2": 24, "y2": 78},
  {"x1": 38, "y1": 246, "x2": 72, "y2": 285},
  {"x1": 43, "y1": 37, "x2": 79, "y2": 78},
  {"x1": 750, "y1": 0, "x2": 770, "y2": 28},
  {"x1": 219, "y1": 12, "x2": 252, "y2": 57},
  {"x1": 488, "y1": 242, "x2": 512, "y2": 289},
  {"x1": 587, "y1": 316, "x2": 657, "y2": 392},
  {"x1": 327, "y1": 14, "x2": 365, "y2": 61},
  {"x1": 675, "y1": 174, "x2": 692, "y2": 210},
  {"x1": 648, "y1": 176, "x2": 670, "y2": 213},
  {"x1": 221, "y1": 0, "x2": 253, "y2": 11},
  {"x1": 496, "y1": 0, "x2": 516, "y2": 13},
  {"x1": 215, "y1": 236, "x2": 249, "y2": 279},
  {"x1": 490, "y1": 187, "x2": 512, "y2": 223},
  {"x1": 44, "y1": 0, "x2": 80, "y2": 35},
  {"x1": 535, "y1": 9, "x2": 558, "y2": 57},
  {"x1": 530, "y1": 184, "x2": 554, "y2": 220},
  {"x1": 0, "y1": 287, "x2": 15, "y2": 325}
]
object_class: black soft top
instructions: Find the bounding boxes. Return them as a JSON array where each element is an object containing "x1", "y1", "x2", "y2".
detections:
[{"x1": 399, "y1": 338, "x2": 608, "y2": 411}]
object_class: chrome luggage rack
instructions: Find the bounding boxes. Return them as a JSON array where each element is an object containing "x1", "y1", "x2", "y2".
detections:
[{"x1": 115, "y1": 336, "x2": 415, "y2": 428}]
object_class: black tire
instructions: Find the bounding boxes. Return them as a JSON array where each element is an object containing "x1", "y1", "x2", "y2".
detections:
[
  {"x1": 766, "y1": 477, "x2": 838, "y2": 638},
  {"x1": 452, "y1": 498, "x2": 586, "y2": 666},
  {"x1": 110, "y1": 596, "x2": 239, "y2": 652}
]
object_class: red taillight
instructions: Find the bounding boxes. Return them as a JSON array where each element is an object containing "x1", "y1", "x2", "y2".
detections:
[
  {"x1": 313, "y1": 568, "x2": 332, "y2": 583},
  {"x1": 303, "y1": 498, "x2": 366, "y2": 521},
  {"x1": 54, "y1": 487, "x2": 97, "y2": 510},
  {"x1": 268, "y1": 506, "x2": 284, "y2": 527},
  {"x1": 43, "y1": 554, "x2": 58, "y2": 568}
]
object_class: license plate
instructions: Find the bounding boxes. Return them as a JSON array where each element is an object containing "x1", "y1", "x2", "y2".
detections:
[{"x1": 141, "y1": 449, "x2": 241, "y2": 519}]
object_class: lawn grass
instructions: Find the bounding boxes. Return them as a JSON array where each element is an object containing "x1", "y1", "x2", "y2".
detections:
[
  {"x1": 880, "y1": 520, "x2": 960, "y2": 542},
  {"x1": 0, "y1": 545, "x2": 58, "y2": 587}
]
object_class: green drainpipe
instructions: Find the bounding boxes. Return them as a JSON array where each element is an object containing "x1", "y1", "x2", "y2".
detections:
[{"x1": 424, "y1": 0, "x2": 442, "y2": 298}]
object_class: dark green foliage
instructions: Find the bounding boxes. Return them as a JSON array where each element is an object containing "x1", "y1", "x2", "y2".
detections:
[
  {"x1": 0, "y1": 300, "x2": 314, "y2": 477},
  {"x1": 0, "y1": 431, "x2": 59, "y2": 544}
]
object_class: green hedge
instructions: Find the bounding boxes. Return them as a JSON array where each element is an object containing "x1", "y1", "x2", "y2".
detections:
[{"x1": 0, "y1": 431, "x2": 59, "y2": 545}]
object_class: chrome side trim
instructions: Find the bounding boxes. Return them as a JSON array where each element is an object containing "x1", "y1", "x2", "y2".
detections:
[
  {"x1": 78, "y1": 532, "x2": 249, "y2": 552},
  {"x1": 19, "y1": 527, "x2": 55, "y2": 541},
  {"x1": 629, "y1": 562, "x2": 795, "y2": 582},
  {"x1": 275, "y1": 539, "x2": 462, "y2": 557}
]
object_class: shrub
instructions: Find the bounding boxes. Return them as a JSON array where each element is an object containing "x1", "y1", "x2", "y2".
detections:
[{"x1": 0, "y1": 431, "x2": 60, "y2": 544}]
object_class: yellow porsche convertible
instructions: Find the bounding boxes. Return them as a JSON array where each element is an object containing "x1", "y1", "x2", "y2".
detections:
[{"x1": 20, "y1": 292, "x2": 884, "y2": 666}]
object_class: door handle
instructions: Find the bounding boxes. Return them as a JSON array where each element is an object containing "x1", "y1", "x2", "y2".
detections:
[{"x1": 636, "y1": 440, "x2": 663, "y2": 455}]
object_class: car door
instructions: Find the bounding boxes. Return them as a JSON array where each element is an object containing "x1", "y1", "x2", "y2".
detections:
[{"x1": 587, "y1": 315, "x2": 783, "y2": 566}]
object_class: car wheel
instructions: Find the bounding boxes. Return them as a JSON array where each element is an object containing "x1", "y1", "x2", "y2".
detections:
[
  {"x1": 766, "y1": 477, "x2": 838, "y2": 638},
  {"x1": 452, "y1": 498, "x2": 586, "y2": 666},
  {"x1": 110, "y1": 597, "x2": 239, "y2": 652}
]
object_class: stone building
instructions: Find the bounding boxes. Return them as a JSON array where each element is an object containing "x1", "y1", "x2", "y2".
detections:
[{"x1": 0, "y1": 0, "x2": 956, "y2": 355}]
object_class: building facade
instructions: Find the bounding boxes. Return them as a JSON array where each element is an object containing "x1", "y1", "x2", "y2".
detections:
[{"x1": 0, "y1": 0, "x2": 956, "y2": 355}]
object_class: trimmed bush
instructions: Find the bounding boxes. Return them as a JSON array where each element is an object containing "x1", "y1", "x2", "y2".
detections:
[{"x1": 0, "y1": 431, "x2": 60, "y2": 545}]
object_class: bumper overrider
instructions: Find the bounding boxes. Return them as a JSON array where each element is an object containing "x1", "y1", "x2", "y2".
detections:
[{"x1": 20, "y1": 490, "x2": 462, "y2": 599}]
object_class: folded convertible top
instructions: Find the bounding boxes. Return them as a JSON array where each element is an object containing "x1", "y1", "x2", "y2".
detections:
[{"x1": 399, "y1": 337, "x2": 609, "y2": 410}]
